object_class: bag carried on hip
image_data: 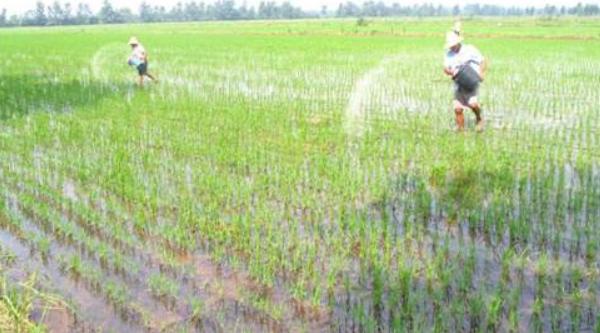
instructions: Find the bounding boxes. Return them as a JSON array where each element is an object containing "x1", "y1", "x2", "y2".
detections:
[{"x1": 454, "y1": 61, "x2": 481, "y2": 92}]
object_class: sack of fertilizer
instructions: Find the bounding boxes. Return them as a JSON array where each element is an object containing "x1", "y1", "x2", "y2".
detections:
[
  {"x1": 128, "y1": 57, "x2": 143, "y2": 67},
  {"x1": 454, "y1": 61, "x2": 481, "y2": 92}
]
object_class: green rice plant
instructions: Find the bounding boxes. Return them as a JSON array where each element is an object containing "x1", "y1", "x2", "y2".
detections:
[
  {"x1": 535, "y1": 254, "x2": 549, "y2": 297},
  {"x1": 584, "y1": 228, "x2": 597, "y2": 265},
  {"x1": 188, "y1": 297, "x2": 204, "y2": 325},
  {"x1": 105, "y1": 281, "x2": 128, "y2": 308},
  {"x1": 468, "y1": 292, "x2": 485, "y2": 332},
  {"x1": 147, "y1": 273, "x2": 178, "y2": 300},
  {"x1": 59, "y1": 254, "x2": 83, "y2": 277},
  {"x1": 486, "y1": 291, "x2": 504, "y2": 331},
  {"x1": 507, "y1": 286, "x2": 522, "y2": 333},
  {"x1": 569, "y1": 290, "x2": 583, "y2": 332},
  {"x1": 0, "y1": 247, "x2": 16, "y2": 266},
  {"x1": 1, "y1": 277, "x2": 36, "y2": 332},
  {"x1": 0, "y1": 273, "x2": 61, "y2": 333},
  {"x1": 531, "y1": 297, "x2": 544, "y2": 333},
  {"x1": 33, "y1": 234, "x2": 51, "y2": 258}
]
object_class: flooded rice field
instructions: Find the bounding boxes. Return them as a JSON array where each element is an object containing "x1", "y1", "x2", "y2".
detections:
[{"x1": 1, "y1": 18, "x2": 600, "y2": 332}]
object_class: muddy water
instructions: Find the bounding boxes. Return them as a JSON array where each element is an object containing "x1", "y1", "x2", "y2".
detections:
[
  {"x1": 11, "y1": 194, "x2": 188, "y2": 322},
  {"x1": 0, "y1": 228, "x2": 140, "y2": 332},
  {"x1": 173, "y1": 248, "x2": 331, "y2": 332},
  {"x1": 326, "y1": 164, "x2": 600, "y2": 332},
  {"x1": 2, "y1": 188, "x2": 322, "y2": 332},
  {"x1": 4, "y1": 151, "x2": 598, "y2": 332}
]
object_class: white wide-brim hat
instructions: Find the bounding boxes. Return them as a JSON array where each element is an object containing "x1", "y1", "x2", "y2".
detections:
[
  {"x1": 128, "y1": 37, "x2": 139, "y2": 45},
  {"x1": 445, "y1": 31, "x2": 463, "y2": 49}
]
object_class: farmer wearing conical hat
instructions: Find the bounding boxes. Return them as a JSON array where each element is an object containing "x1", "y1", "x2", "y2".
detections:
[
  {"x1": 128, "y1": 37, "x2": 157, "y2": 86},
  {"x1": 443, "y1": 26, "x2": 487, "y2": 132}
]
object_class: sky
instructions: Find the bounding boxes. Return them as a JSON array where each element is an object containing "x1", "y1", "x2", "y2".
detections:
[{"x1": 0, "y1": 0, "x2": 595, "y2": 15}]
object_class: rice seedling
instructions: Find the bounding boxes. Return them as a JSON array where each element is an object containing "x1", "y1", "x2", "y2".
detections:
[
  {"x1": 0, "y1": 273, "x2": 62, "y2": 333},
  {"x1": 147, "y1": 272, "x2": 179, "y2": 300},
  {"x1": 104, "y1": 280, "x2": 128, "y2": 308},
  {"x1": 188, "y1": 297, "x2": 204, "y2": 325},
  {"x1": 0, "y1": 245, "x2": 16, "y2": 266}
]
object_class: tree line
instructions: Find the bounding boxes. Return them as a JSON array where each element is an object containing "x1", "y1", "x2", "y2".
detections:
[{"x1": 1, "y1": 1, "x2": 600, "y2": 27}]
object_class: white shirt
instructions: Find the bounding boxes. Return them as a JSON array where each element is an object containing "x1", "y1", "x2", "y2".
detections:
[
  {"x1": 444, "y1": 44, "x2": 484, "y2": 74},
  {"x1": 130, "y1": 44, "x2": 146, "y2": 63}
]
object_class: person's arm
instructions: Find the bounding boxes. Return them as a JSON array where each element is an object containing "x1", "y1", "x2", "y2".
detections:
[
  {"x1": 443, "y1": 55, "x2": 455, "y2": 77},
  {"x1": 479, "y1": 58, "x2": 488, "y2": 81},
  {"x1": 139, "y1": 50, "x2": 147, "y2": 62},
  {"x1": 469, "y1": 45, "x2": 486, "y2": 81}
]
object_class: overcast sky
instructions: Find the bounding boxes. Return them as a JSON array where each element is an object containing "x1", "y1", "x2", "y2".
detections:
[{"x1": 0, "y1": 0, "x2": 595, "y2": 15}]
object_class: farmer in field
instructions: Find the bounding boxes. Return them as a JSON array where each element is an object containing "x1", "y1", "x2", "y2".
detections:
[
  {"x1": 443, "y1": 29, "x2": 487, "y2": 132},
  {"x1": 128, "y1": 37, "x2": 157, "y2": 86}
]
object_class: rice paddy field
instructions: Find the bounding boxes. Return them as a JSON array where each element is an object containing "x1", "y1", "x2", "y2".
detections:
[{"x1": 1, "y1": 17, "x2": 600, "y2": 332}]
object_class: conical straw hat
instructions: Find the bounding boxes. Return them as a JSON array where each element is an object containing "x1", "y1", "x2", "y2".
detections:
[{"x1": 445, "y1": 31, "x2": 463, "y2": 49}]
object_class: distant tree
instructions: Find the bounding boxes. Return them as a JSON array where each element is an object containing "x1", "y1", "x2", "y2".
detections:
[
  {"x1": 574, "y1": 3, "x2": 584, "y2": 15},
  {"x1": 7, "y1": 0, "x2": 600, "y2": 27},
  {"x1": 238, "y1": 4, "x2": 256, "y2": 20},
  {"x1": 436, "y1": 5, "x2": 447, "y2": 16},
  {"x1": 375, "y1": 1, "x2": 388, "y2": 16},
  {"x1": 506, "y1": 6, "x2": 524, "y2": 16},
  {"x1": 183, "y1": 2, "x2": 205, "y2": 21},
  {"x1": 278, "y1": 2, "x2": 302, "y2": 19},
  {"x1": 336, "y1": 3, "x2": 344, "y2": 16},
  {"x1": 213, "y1": 0, "x2": 239, "y2": 20},
  {"x1": 463, "y1": 4, "x2": 480, "y2": 16},
  {"x1": 480, "y1": 5, "x2": 504, "y2": 16},
  {"x1": 362, "y1": 1, "x2": 376, "y2": 16},
  {"x1": 321, "y1": 5, "x2": 328, "y2": 17},
  {"x1": 583, "y1": 4, "x2": 599, "y2": 15},
  {"x1": 98, "y1": 0, "x2": 131, "y2": 23},
  {"x1": 63, "y1": 3, "x2": 75, "y2": 24},
  {"x1": 414, "y1": 3, "x2": 436, "y2": 17},
  {"x1": 98, "y1": 0, "x2": 115, "y2": 23},
  {"x1": 47, "y1": 1, "x2": 65, "y2": 25},
  {"x1": 258, "y1": 2, "x2": 275, "y2": 19},
  {"x1": 0, "y1": 8, "x2": 6, "y2": 26},
  {"x1": 151, "y1": 6, "x2": 167, "y2": 21},
  {"x1": 34, "y1": 1, "x2": 48, "y2": 25},
  {"x1": 543, "y1": 5, "x2": 557, "y2": 16},
  {"x1": 139, "y1": 2, "x2": 156, "y2": 22},
  {"x1": 169, "y1": 2, "x2": 185, "y2": 21},
  {"x1": 205, "y1": 4, "x2": 215, "y2": 19},
  {"x1": 247, "y1": 6, "x2": 257, "y2": 19},
  {"x1": 76, "y1": 2, "x2": 95, "y2": 24},
  {"x1": 115, "y1": 7, "x2": 135, "y2": 22},
  {"x1": 390, "y1": 3, "x2": 405, "y2": 16},
  {"x1": 8, "y1": 14, "x2": 20, "y2": 26},
  {"x1": 452, "y1": 5, "x2": 460, "y2": 16},
  {"x1": 560, "y1": 6, "x2": 567, "y2": 15},
  {"x1": 525, "y1": 6, "x2": 535, "y2": 15},
  {"x1": 336, "y1": 2, "x2": 360, "y2": 17}
]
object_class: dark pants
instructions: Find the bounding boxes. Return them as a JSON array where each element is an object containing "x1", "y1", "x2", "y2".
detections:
[
  {"x1": 137, "y1": 62, "x2": 148, "y2": 76},
  {"x1": 454, "y1": 84, "x2": 479, "y2": 108}
]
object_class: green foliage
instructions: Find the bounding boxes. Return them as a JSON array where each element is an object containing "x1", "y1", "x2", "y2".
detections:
[{"x1": 147, "y1": 273, "x2": 178, "y2": 299}]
